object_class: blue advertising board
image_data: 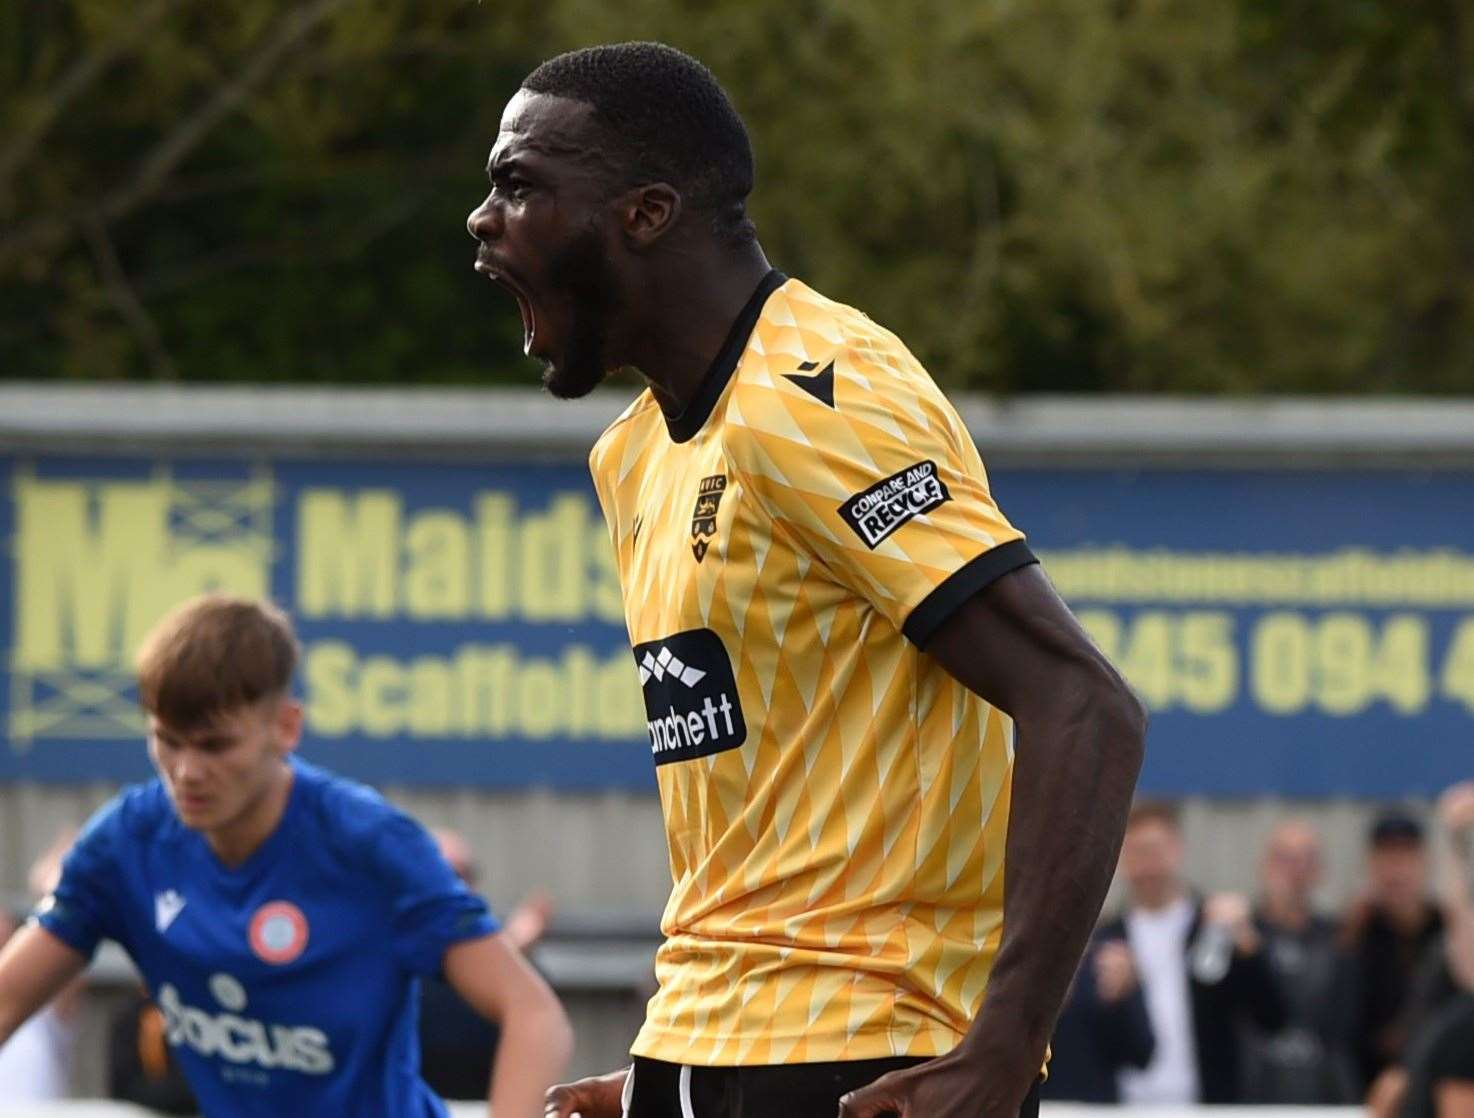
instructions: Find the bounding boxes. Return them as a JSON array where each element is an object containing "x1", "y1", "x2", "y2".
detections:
[{"x1": 3, "y1": 453, "x2": 1472, "y2": 795}]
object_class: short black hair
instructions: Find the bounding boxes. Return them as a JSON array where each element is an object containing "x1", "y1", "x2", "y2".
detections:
[
  {"x1": 1127, "y1": 799, "x2": 1181, "y2": 833},
  {"x1": 523, "y1": 42, "x2": 756, "y2": 246},
  {"x1": 1369, "y1": 810, "x2": 1424, "y2": 848}
]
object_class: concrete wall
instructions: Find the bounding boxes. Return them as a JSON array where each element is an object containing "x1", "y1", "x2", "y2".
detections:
[{"x1": 0, "y1": 783, "x2": 1428, "y2": 929}]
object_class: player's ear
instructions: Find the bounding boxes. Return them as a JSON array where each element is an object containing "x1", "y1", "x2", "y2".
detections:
[
  {"x1": 273, "y1": 697, "x2": 304, "y2": 755},
  {"x1": 617, "y1": 182, "x2": 682, "y2": 250}
]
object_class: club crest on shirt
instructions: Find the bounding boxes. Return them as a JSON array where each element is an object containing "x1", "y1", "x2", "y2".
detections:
[
  {"x1": 690, "y1": 474, "x2": 727, "y2": 562},
  {"x1": 248, "y1": 900, "x2": 309, "y2": 965}
]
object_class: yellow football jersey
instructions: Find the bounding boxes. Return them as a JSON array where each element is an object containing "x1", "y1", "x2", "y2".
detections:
[{"x1": 589, "y1": 271, "x2": 1037, "y2": 1066}]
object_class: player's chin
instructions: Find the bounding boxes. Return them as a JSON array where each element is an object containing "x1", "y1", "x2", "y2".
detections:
[
  {"x1": 173, "y1": 801, "x2": 216, "y2": 828},
  {"x1": 173, "y1": 808, "x2": 215, "y2": 831},
  {"x1": 540, "y1": 355, "x2": 607, "y2": 400}
]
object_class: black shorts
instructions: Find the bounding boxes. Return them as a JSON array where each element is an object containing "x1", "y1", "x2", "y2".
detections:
[{"x1": 624, "y1": 1055, "x2": 1042, "y2": 1118}]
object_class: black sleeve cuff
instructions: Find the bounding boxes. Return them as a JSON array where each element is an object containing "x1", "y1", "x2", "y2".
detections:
[{"x1": 901, "y1": 539, "x2": 1038, "y2": 649}]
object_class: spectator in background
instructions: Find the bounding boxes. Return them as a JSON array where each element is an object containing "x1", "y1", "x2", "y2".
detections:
[
  {"x1": 1099, "y1": 800, "x2": 1286, "y2": 1105},
  {"x1": 1241, "y1": 819, "x2": 1359, "y2": 1102},
  {"x1": 0, "y1": 829, "x2": 83, "y2": 1100},
  {"x1": 1345, "y1": 810, "x2": 1445, "y2": 1090},
  {"x1": 1040, "y1": 936, "x2": 1154, "y2": 1102},
  {"x1": 1367, "y1": 783, "x2": 1474, "y2": 1118},
  {"x1": 418, "y1": 828, "x2": 554, "y2": 1101}
]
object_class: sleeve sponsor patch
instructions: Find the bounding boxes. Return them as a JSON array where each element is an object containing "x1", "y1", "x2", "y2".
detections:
[{"x1": 837, "y1": 460, "x2": 952, "y2": 549}]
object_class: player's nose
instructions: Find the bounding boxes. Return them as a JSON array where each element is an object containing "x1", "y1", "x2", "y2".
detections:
[
  {"x1": 170, "y1": 750, "x2": 200, "y2": 783},
  {"x1": 466, "y1": 196, "x2": 502, "y2": 243}
]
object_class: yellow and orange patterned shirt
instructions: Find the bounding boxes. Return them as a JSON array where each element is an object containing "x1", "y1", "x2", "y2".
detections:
[{"x1": 589, "y1": 272, "x2": 1037, "y2": 1066}]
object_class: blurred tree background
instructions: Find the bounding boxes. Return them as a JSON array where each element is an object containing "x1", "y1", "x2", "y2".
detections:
[{"x1": 0, "y1": 0, "x2": 1470, "y2": 393}]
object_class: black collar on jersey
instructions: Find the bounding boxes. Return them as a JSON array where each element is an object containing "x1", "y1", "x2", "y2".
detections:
[{"x1": 664, "y1": 268, "x2": 787, "y2": 444}]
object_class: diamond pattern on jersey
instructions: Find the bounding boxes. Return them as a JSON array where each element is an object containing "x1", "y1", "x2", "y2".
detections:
[{"x1": 589, "y1": 278, "x2": 1027, "y2": 1067}]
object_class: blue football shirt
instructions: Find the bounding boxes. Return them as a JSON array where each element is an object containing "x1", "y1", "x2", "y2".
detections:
[{"x1": 35, "y1": 758, "x2": 499, "y2": 1117}]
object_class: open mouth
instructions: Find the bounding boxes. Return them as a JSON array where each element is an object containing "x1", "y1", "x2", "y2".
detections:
[{"x1": 475, "y1": 258, "x2": 537, "y2": 356}]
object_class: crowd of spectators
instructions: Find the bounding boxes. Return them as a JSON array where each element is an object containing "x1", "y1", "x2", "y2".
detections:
[{"x1": 1044, "y1": 787, "x2": 1474, "y2": 1113}]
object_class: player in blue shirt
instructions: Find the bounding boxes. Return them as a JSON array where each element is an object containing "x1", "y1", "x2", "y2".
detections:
[{"x1": 0, "y1": 595, "x2": 571, "y2": 1117}]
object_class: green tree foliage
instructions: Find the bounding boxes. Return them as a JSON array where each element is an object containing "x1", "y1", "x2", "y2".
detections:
[{"x1": 1, "y1": 0, "x2": 1470, "y2": 392}]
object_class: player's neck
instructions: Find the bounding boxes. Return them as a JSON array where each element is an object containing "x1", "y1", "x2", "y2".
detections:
[
  {"x1": 205, "y1": 762, "x2": 296, "y2": 868},
  {"x1": 633, "y1": 242, "x2": 772, "y2": 420}
]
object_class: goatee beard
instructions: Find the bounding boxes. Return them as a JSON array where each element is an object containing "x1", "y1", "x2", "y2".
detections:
[{"x1": 542, "y1": 230, "x2": 619, "y2": 400}]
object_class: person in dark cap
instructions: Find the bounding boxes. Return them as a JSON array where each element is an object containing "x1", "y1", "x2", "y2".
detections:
[{"x1": 1343, "y1": 809, "x2": 1444, "y2": 1090}]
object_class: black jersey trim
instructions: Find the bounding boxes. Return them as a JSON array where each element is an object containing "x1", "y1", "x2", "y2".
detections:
[
  {"x1": 665, "y1": 269, "x2": 787, "y2": 444},
  {"x1": 902, "y1": 539, "x2": 1038, "y2": 649}
]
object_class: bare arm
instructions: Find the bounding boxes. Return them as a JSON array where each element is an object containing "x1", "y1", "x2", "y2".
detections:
[
  {"x1": 0, "y1": 923, "x2": 89, "y2": 1046},
  {"x1": 935, "y1": 566, "x2": 1147, "y2": 1086},
  {"x1": 442, "y1": 932, "x2": 573, "y2": 1118},
  {"x1": 843, "y1": 563, "x2": 1147, "y2": 1117},
  {"x1": 1439, "y1": 1081, "x2": 1474, "y2": 1118}
]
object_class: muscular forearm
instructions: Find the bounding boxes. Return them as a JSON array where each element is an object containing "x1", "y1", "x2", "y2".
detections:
[
  {"x1": 964, "y1": 676, "x2": 1145, "y2": 1061},
  {"x1": 487, "y1": 997, "x2": 574, "y2": 1118}
]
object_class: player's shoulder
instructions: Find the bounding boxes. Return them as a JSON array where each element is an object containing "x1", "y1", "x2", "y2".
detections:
[
  {"x1": 763, "y1": 278, "x2": 943, "y2": 391},
  {"x1": 724, "y1": 278, "x2": 963, "y2": 460},
  {"x1": 293, "y1": 759, "x2": 400, "y2": 839},
  {"x1": 589, "y1": 389, "x2": 663, "y2": 481},
  {"x1": 68, "y1": 779, "x2": 177, "y2": 866},
  {"x1": 291, "y1": 759, "x2": 430, "y2": 870},
  {"x1": 107, "y1": 779, "x2": 177, "y2": 839}
]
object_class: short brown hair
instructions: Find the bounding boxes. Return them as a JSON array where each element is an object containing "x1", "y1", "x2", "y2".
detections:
[
  {"x1": 1127, "y1": 799, "x2": 1182, "y2": 833},
  {"x1": 136, "y1": 595, "x2": 299, "y2": 731}
]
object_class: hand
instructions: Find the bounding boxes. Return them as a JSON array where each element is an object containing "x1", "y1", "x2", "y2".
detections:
[
  {"x1": 1203, "y1": 892, "x2": 1258, "y2": 952},
  {"x1": 838, "y1": 1046, "x2": 1034, "y2": 1118},
  {"x1": 1440, "y1": 783, "x2": 1474, "y2": 843},
  {"x1": 1092, "y1": 940, "x2": 1137, "y2": 1003},
  {"x1": 504, "y1": 890, "x2": 555, "y2": 951},
  {"x1": 1366, "y1": 1066, "x2": 1408, "y2": 1118},
  {"x1": 543, "y1": 1067, "x2": 628, "y2": 1118}
]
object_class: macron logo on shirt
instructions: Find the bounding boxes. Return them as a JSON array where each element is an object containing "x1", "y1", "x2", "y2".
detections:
[
  {"x1": 155, "y1": 889, "x2": 186, "y2": 933},
  {"x1": 637, "y1": 645, "x2": 707, "y2": 689}
]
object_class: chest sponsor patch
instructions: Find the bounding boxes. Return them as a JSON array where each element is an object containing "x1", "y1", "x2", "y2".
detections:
[
  {"x1": 838, "y1": 459, "x2": 952, "y2": 548},
  {"x1": 632, "y1": 628, "x2": 747, "y2": 765}
]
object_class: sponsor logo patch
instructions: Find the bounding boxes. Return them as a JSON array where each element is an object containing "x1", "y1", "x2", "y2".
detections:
[
  {"x1": 690, "y1": 474, "x2": 727, "y2": 562},
  {"x1": 208, "y1": 972, "x2": 248, "y2": 1012},
  {"x1": 248, "y1": 901, "x2": 309, "y2": 965},
  {"x1": 837, "y1": 459, "x2": 951, "y2": 549},
  {"x1": 158, "y1": 974, "x2": 334, "y2": 1075},
  {"x1": 632, "y1": 628, "x2": 747, "y2": 765}
]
